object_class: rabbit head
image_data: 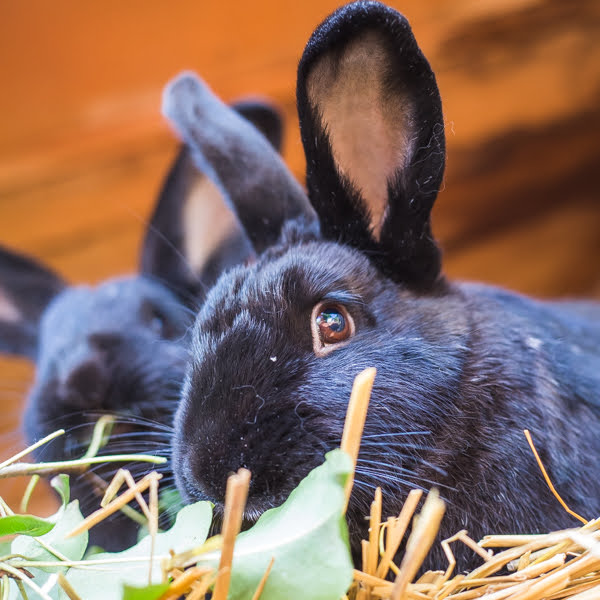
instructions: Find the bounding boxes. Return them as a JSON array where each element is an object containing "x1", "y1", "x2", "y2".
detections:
[{"x1": 165, "y1": 1, "x2": 600, "y2": 570}]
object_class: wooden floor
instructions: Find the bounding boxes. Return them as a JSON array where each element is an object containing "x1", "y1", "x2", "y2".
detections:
[{"x1": 0, "y1": 0, "x2": 599, "y2": 514}]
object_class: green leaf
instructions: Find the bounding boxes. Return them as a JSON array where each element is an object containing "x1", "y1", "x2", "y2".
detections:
[
  {"x1": 158, "y1": 487, "x2": 184, "y2": 525},
  {"x1": 198, "y1": 449, "x2": 354, "y2": 600},
  {"x1": 84, "y1": 544, "x2": 107, "y2": 557},
  {"x1": 65, "y1": 500, "x2": 212, "y2": 600},
  {"x1": 0, "y1": 515, "x2": 54, "y2": 537},
  {"x1": 9, "y1": 500, "x2": 88, "y2": 599},
  {"x1": 121, "y1": 583, "x2": 170, "y2": 600},
  {"x1": 50, "y1": 474, "x2": 70, "y2": 506},
  {"x1": 3, "y1": 451, "x2": 352, "y2": 599},
  {"x1": 11, "y1": 501, "x2": 88, "y2": 569}
]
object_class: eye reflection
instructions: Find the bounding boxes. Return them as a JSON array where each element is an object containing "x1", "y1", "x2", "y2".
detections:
[
  {"x1": 311, "y1": 301, "x2": 355, "y2": 356},
  {"x1": 316, "y1": 308, "x2": 348, "y2": 342}
]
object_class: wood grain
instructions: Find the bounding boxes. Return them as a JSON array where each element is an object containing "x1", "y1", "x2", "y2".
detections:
[{"x1": 0, "y1": 0, "x2": 598, "y2": 515}]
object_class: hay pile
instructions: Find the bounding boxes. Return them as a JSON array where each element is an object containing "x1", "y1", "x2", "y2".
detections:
[
  {"x1": 1, "y1": 368, "x2": 599, "y2": 600},
  {"x1": 350, "y1": 490, "x2": 600, "y2": 600}
]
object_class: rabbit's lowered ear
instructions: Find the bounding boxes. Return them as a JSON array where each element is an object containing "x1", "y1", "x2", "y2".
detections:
[
  {"x1": 233, "y1": 99, "x2": 284, "y2": 153},
  {"x1": 0, "y1": 245, "x2": 65, "y2": 359},
  {"x1": 162, "y1": 73, "x2": 318, "y2": 255},
  {"x1": 140, "y1": 144, "x2": 251, "y2": 303},
  {"x1": 141, "y1": 99, "x2": 289, "y2": 300},
  {"x1": 297, "y1": 1, "x2": 445, "y2": 288}
]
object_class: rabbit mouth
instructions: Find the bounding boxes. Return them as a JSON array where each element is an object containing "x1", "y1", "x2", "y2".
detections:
[
  {"x1": 205, "y1": 496, "x2": 287, "y2": 540},
  {"x1": 179, "y1": 465, "x2": 291, "y2": 528}
]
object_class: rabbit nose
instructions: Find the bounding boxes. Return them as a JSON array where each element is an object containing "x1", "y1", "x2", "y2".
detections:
[
  {"x1": 88, "y1": 332, "x2": 122, "y2": 352},
  {"x1": 63, "y1": 358, "x2": 108, "y2": 407}
]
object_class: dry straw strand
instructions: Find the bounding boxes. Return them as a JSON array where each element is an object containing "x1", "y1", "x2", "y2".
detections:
[
  {"x1": 251, "y1": 556, "x2": 275, "y2": 600},
  {"x1": 211, "y1": 467, "x2": 251, "y2": 600},
  {"x1": 341, "y1": 367, "x2": 376, "y2": 512},
  {"x1": 390, "y1": 489, "x2": 446, "y2": 600},
  {"x1": 56, "y1": 573, "x2": 82, "y2": 600},
  {"x1": 524, "y1": 429, "x2": 588, "y2": 525},
  {"x1": 159, "y1": 567, "x2": 212, "y2": 600},
  {"x1": 185, "y1": 570, "x2": 218, "y2": 600},
  {"x1": 102, "y1": 468, "x2": 153, "y2": 521},
  {"x1": 367, "y1": 487, "x2": 382, "y2": 576},
  {"x1": 149, "y1": 473, "x2": 160, "y2": 584},
  {"x1": 66, "y1": 471, "x2": 162, "y2": 538},
  {"x1": 375, "y1": 489, "x2": 423, "y2": 580}
]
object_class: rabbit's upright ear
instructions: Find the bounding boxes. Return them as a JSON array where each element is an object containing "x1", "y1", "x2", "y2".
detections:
[
  {"x1": 162, "y1": 73, "x2": 318, "y2": 255},
  {"x1": 0, "y1": 245, "x2": 65, "y2": 359},
  {"x1": 297, "y1": 1, "x2": 445, "y2": 287},
  {"x1": 141, "y1": 100, "x2": 287, "y2": 301}
]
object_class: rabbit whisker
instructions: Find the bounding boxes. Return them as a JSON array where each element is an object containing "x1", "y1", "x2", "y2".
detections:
[{"x1": 357, "y1": 456, "x2": 448, "y2": 478}]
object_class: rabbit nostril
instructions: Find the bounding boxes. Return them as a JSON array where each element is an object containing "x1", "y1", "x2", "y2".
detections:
[
  {"x1": 88, "y1": 332, "x2": 121, "y2": 351},
  {"x1": 64, "y1": 360, "x2": 107, "y2": 403}
]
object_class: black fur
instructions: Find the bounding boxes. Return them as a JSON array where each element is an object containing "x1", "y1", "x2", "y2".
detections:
[
  {"x1": 0, "y1": 246, "x2": 65, "y2": 359},
  {"x1": 166, "y1": 1, "x2": 600, "y2": 573},
  {"x1": 0, "y1": 98, "x2": 287, "y2": 549}
]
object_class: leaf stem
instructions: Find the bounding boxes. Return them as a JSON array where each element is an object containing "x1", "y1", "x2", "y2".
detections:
[
  {"x1": 0, "y1": 454, "x2": 167, "y2": 480},
  {"x1": 0, "y1": 562, "x2": 52, "y2": 600},
  {"x1": 20, "y1": 475, "x2": 40, "y2": 512},
  {"x1": 0, "y1": 430, "x2": 65, "y2": 471},
  {"x1": 1, "y1": 574, "x2": 8, "y2": 600},
  {"x1": 12, "y1": 555, "x2": 171, "y2": 568},
  {"x1": 83, "y1": 416, "x2": 115, "y2": 460},
  {"x1": 15, "y1": 579, "x2": 29, "y2": 600},
  {"x1": 0, "y1": 498, "x2": 13, "y2": 517}
]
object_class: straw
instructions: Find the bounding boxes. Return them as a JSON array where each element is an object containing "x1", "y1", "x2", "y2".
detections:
[
  {"x1": 340, "y1": 367, "x2": 376, "y2": 512},
  {"x1": 66, "y1": 472, "x2": 162, "y2": 538},
  {"x1": 211, "y1": 468, "x2": 251, "y2": 600}
]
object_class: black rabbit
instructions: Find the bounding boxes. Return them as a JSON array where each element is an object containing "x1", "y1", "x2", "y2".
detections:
[
  {"x1": 163, "y1": 1, "x2": 600, "y2": 571},
  {"x1": 0, "y1": 100, "x2": 284, "y2": 550}
]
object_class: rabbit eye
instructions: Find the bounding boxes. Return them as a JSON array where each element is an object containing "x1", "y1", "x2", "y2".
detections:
[
  {"x1": 150, "y1": 313, "x2": 165, "y2": 336},
  {"x1": 141, "y1": 302, "x2": 170, "y2": 338},
  {"x1": 311, "y1": 302, "x2": 355, "y2": 356}
]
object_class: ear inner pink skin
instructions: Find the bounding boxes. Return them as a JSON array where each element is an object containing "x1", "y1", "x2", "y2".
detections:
[
  {"x1": 0, "y1": 290, "x2": 21, "y2": 323},
  {"x1": 183, "y1": 174, "x2": 239, "y2": 274},
  {"x1": 306, "y1": 30, "x2": 414, "y2": 240}
]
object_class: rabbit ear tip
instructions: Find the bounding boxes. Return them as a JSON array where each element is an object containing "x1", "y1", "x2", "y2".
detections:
[
  {"x1": 162, "y1": 71, "x2": 205, "y2": 119},
  {"x1": 167, "y1": 70, "x2": 201, "y2": 90}
]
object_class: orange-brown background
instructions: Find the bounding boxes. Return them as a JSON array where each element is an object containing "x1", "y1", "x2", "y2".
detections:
[{"x1": 1, "y1": 0, "x2": 599, "y2": 515}]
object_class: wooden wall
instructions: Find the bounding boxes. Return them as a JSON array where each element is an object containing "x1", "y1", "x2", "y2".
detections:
[{"x1": 0, "y1": 0, "x2": 598, "y2": 514}]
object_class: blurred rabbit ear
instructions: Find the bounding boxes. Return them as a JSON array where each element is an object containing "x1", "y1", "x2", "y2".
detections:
[
  {"x1": 232, "y1": 99, "x2": 284, "y2": 152},
  {"x1": 141, "y1": 99, "x2": 288, "y2": 303},
  {"x1": 0, "y1": 244, "x2": 65, "y2": 360},
  {"x1": 140, "y1": 145, "x2": 253, "y2": 304},
  {"x1": 297, "y1": 1, "x2": 445, "y2": 288},
  {"x1": 162, "y1": 72, "x2": 318, "y2": 255}
]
